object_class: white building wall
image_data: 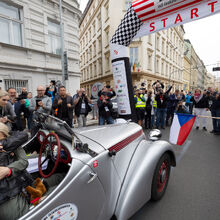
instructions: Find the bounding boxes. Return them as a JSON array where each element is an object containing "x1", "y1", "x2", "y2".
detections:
[{"x1": 0, "y1": 0, "x2": 81, "y2": 95}]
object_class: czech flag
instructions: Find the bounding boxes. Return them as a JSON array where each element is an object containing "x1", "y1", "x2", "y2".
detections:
[{"x1": 169, "y1": 113, "x2": 196, "y2": 146}]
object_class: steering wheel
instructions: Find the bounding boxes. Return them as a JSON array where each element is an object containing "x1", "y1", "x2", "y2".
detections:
[{"x1": 38, "y1": 132, "x2": 61, "y2": 178}]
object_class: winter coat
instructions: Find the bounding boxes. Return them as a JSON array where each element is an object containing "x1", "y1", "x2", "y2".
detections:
[
  {"x1": 52, "y1": 95, "x2": 74, "y2": 121},
  {"x1": 29, "y1": 95, "x2": 52, "y2": 114},
  {"x1": 0, "y1": 102, "x2": 16, "y2": 120},
  {"x1": 155, "y1": 93, "x2": 169, "y2": 109},
  {"x1": 74, "y1": 96, "x2": 91, "y2": 117},
  {"x1": 97, "y1": 98, "x2": 113, "y2": 118},
  {"x1": 0, "y1": 131, "x2": 32, "y2": 205},
  {"x1": 191, "y1": 96, "x2": 209, "y2": 108}
]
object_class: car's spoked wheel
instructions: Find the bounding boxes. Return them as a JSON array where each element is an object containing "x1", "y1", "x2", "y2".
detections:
[
  {"x1": 151, "y1": 153, "x2": 171, "y2": 201},
  {"x1": 38, "y1": 132, "x2": 61, "y2": 178}
]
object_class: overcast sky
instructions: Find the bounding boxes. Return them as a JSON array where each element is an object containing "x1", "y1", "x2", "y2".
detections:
[{"x1": 79, "y1": 1, "x2": 220, "y2": 76}]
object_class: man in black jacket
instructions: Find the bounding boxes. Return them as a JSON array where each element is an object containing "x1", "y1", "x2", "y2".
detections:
[
  {"x1": 97, "y1": 92, "x2": 114, "y2": 125},
  {"x1": 52, "y1": 86, "x2": 74, "y2": 127},
  {"x1": 155, "y1": 89, "x2": 169, "y2": 129},
  {"x1": 73, "y1": 88, "x2": 92, "y2": 127}
]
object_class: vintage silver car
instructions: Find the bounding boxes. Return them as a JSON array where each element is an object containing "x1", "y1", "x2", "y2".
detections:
[{"x1": 20, "y1": 113, "x2": 176, "y2": 220}]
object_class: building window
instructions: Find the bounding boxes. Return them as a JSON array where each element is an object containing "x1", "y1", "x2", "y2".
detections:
[
  {"x1": 105, "y1": 29, "x2": 109, "y2": 46},
  {"x1": 0, "y1": 1, "x2": 23, "y2": 46},
  {"x1": 156, "y1": 35, "x2": 160, "y2": 50},
  {"x1": 93, "y1": 41, "x2": 96, "y2": 57},
  {"x1": 130, "y1": 47, "x2": 138, "y2": 70},
  {"x1": 125, "y1": 0, "x2": 132, "y2": 10},
  {"x1": 92, "y1": 21, "x2": 96, "y2": 36},
  {"x1": 105, "y1": 4, "x2": 109, "y2": 20},
  {"x1": 147, "y1": 53, "x2": 152, "y2": 71},
  {"x1": 94, "y1": 62, "x2": 97, "y2": 77},
  {"x1": 156, "y1": 59, "x2": 159, "y2": 73},
  {"x1": 161, "y1": 61, "x2": 164, "y2": 75},
  {"x1": 48, "y1": 20, "x2": 61, "y2": 55},
  {"x1": 4, "y1": 79, "x2": 28, "y2": 94}
]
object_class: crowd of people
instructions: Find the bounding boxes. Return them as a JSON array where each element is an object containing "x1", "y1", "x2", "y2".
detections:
[
  {"x1": 0, "y1": 81, "x2": 119, "y2": 136},
  {"x1": 0, "y1": 80, "x2": 219, "y2": 136},
  {"x1": 134, "y1": 80, "x2": 220, "y2": 135}
]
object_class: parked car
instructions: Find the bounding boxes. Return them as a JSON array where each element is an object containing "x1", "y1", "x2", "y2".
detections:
[{"x1": 19, "y1": 113, "x2": 176, "y2": 220}]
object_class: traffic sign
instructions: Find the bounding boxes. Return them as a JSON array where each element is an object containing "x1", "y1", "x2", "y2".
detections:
[{"x1": 91, "y1": 82, "x2": 104, "y2": 99}]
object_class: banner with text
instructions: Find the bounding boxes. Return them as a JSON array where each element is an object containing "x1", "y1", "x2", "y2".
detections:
[
  {"x1": 133, "y1": 0, "x2": 220, "y2": 38},
  {"x1": 110, "y1": 0, "x2": 220, "y2": 120}
]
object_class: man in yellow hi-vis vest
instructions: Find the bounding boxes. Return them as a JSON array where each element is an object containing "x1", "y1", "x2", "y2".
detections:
[{"x1": 134, "y1": 89, "x2": 146, "y2": 126}]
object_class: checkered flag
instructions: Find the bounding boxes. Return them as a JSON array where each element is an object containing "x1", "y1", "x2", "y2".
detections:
[{"x1": 111, "y1": 6, "x2": 142, "y2": 47}]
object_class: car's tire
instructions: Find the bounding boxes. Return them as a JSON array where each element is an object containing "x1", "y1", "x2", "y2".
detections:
[{"x1": 151, "y1": 153, "x2": 171, "y2": 201}]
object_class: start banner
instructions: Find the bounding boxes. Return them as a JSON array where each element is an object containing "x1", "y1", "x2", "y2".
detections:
[
  {"x1": 110, "y1": 0, "x2": 220, "y2": 118},
  {"x1": 133, "y1": 0, "x2": 220, "y2": 38}
]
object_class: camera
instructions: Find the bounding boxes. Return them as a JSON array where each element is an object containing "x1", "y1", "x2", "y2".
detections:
[
  {"x1": 50, "y1": 80, "x2": 56, "y2": 86},
  {"x1": 36, "y1": 99, "x2": 42, "y2": 107}
]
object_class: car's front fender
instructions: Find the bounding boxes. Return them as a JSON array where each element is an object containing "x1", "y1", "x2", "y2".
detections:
[{"x1": 115, "y1": 140, "x2": 176, "y2": 220}]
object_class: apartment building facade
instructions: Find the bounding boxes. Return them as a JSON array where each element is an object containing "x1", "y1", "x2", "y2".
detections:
[
  {"x1": 80, "y1": 0, "x2": 185, "y2": 95},
  {"x1": 0, "y1": 0, "x2": 81, "y2": 95}
]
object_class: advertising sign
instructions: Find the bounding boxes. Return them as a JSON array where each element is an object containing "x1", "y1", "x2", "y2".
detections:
[{"x1": 112, "y1": 60, "x2": 131, "y2": 115}]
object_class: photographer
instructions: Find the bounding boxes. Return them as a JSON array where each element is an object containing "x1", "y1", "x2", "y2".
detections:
[
  {"x1": 98, "y1": 85, "x2": 116, "y2": 99},
  {"x1": 74, "y1": 88, "x2": 92, "y2": 127},
  {"x1": 155, "y1": 89, "x2": 169, "y2": 129},
  {"x1": 45, "y1": 80, "x2": 57, "y2": 103},
  {"x1": 97, "y1": 92, "x2": 114, "y2": 125},
  {"x1": 134, "y1": 89, "x2": 146, "y2": 126},
  {"x1": 18, "y1": 87, "x2": 28, "y2": 100},
  {"x1": 152, "y1": 80, "x2": 164, "y2": 94},
  {"x1": 29, "y1": 86, "x2": 52, "y2": 114},
  {"x1": 0, "y1": 90, "x2": 16, "y2": 130},
  {"x1": 29, "y1": 86, "x2": 52, "y2": 135},
  {"x1": 176, "y1": 101, "x2": 189, "y2": 114},
  {"x1": 52, "y1": 86, "x2": 74, "y2": 127}
]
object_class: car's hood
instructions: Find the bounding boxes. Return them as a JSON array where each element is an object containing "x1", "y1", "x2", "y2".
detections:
[{"x1": 74, "y1": 122, "x2": 143, "y2": 150}]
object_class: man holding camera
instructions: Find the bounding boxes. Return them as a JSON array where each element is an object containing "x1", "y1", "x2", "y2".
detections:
[
  {"x1": 98, "y1": 85, "x2": 116, "y2": 99},
  {"x1": 97, "y1": 92, "x2": 114, "y2": 125},
  {"x1": 52, "y1": 86, "x2": 74, "y2": 127},
  {"x1": 74, "y1": 88, "x2": 92, "y2": 127},
  {"x1": 29, "y1": 86, "x2": 52, "y2": 135},
  {"x1": 29, "y1": 86, "x2": 52, "y2": 115},
  {"x1": 155, "y1": 89, "x2": 169, "y2": 129}
]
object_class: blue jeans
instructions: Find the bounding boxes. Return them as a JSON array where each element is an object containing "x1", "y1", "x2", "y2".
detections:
[
  {"x1": 151, "y1": 108, "x2": 157, "y2": 127},
  {"x1": 99, "y1": 116, "x2": 114, "y2": 125},
  {"x1": 156, "y1": 108, "x2": 166, "y2": 128},
  {"x1": 216, "y1": 109, "x2": 220, "y2": 132}
]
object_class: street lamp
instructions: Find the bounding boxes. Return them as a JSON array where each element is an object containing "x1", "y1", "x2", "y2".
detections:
[{"x1": 59, "y1": 0, "x2": 66, "y2": 87}]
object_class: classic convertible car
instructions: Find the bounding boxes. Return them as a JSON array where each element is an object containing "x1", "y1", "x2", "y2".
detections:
[{"x1": 19, "y1": 113, "x2": 176, "y2": 220}]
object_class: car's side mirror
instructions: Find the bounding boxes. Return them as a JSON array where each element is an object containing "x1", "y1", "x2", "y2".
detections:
[{"x1": 148, "y1": 129, "x2": 162, "y2": 141}]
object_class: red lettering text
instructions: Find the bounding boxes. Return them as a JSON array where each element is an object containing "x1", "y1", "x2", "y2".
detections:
[
  {"x1": 191, "y1": 8, "x2": 199, "y2": 19},
  {"x1": 175, "y1": 14, "x2": 183, "y2": 24},
  {"x1": 150, "y1": 22, "x2": 155, "y2": 32},
  {"x1": 208, "y1": 1, "x2": 218, "y2": 13},
  {"x1": 161, "y1": 18, "x2": 168, "y2": 28}
]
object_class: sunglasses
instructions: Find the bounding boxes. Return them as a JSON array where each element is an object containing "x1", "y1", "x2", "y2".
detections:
[{"x1": 1, "y1": 99, "x2": 9, "y2": 102}]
